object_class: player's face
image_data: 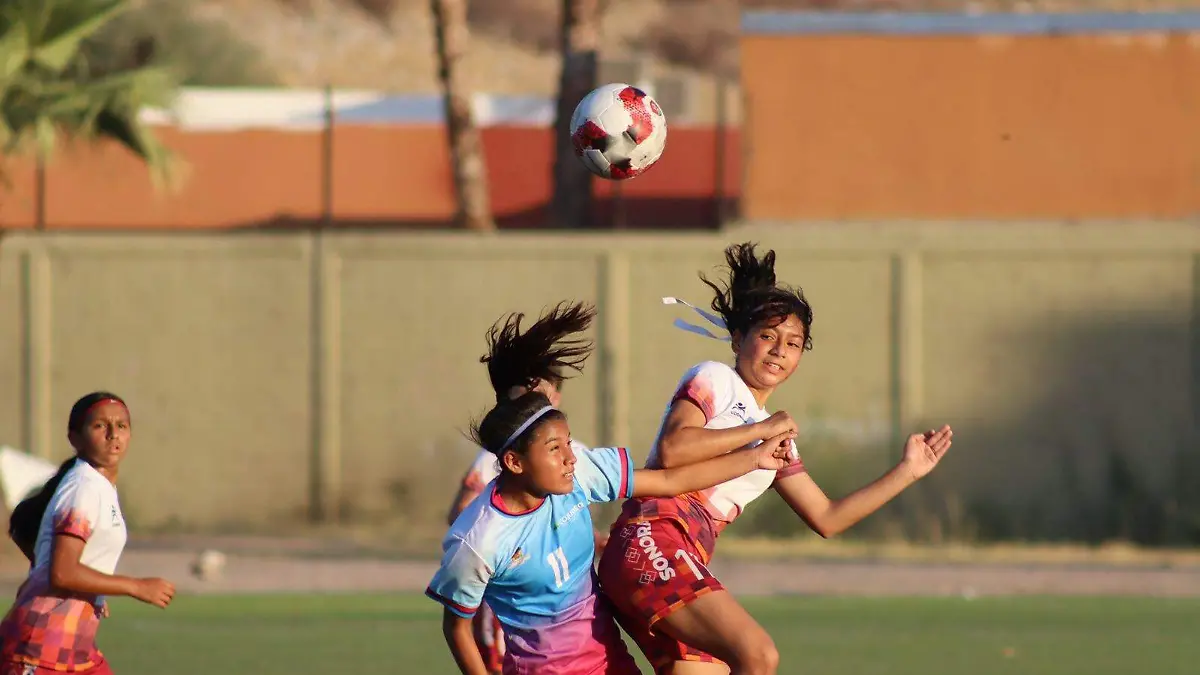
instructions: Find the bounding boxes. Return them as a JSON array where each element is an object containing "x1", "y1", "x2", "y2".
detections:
[
  {"x1": 69, "y1": 400, "x2": 131, "y2": 471},
  {"x1": 734, "y1": 314, "x2": 806, "y2": 393},
  {"x1": 518, "y1": 418, "x2": 577, "y2": 495}
]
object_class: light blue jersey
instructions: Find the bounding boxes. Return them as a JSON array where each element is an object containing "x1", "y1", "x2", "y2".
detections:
[{"x1": 426, "y1": 447, "x2": 639, "y2": 674}]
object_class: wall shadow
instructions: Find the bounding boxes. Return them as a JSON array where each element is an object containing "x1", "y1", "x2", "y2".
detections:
[
  {"x1": 916, "y1": 308, "x2": 1199, "y2": 546},
  {"x1": 220, "y1": 197, "x2": 735, "y2": 231}
]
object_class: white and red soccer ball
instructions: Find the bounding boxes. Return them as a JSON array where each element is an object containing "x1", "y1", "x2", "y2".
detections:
[{"x1": 569, "y1": 83, "x2": 668, "y2": 181}]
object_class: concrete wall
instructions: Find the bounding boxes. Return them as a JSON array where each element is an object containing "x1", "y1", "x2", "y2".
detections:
[{"x1": 0, "y1": 224, "x2": 1196, "y2": 542}]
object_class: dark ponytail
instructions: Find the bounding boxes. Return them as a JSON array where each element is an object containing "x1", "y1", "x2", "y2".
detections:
[
  {"x1": 700, "y1": 242, "x2": 813, "y2": 350},
  {"x1": 8, "y1": 391, "x2": 127, "y2": 563},
  {"x1": 481, "y1": 301, "x2": 596, "y2": 401}
]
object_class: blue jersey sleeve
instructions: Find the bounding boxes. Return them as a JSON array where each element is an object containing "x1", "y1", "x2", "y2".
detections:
[
  {"x1": 425, "y1": 535, "x2": 493, "y2": 618},
  {"x1": 573, "y1": 446, "x2": 635, "y2": 504}
]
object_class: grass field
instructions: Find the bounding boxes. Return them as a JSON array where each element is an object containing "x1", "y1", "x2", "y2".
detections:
[{"x1": 95, "y1": 593, "x2": 1198, "y2": 675}]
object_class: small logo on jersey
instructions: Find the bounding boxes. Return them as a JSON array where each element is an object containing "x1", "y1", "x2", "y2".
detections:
[
  {"x1": 111, "y1": 505, "x2": 122, "y2": 527},
  {"x1": 509, "y1": 548, "x2": 530, "y2": 570},
  {"x1": 554, "y1": 502, "x2": 587, "y2": 529},
  {"x1": 731, "y1": 402, "x2": 750, "y2": 423}
]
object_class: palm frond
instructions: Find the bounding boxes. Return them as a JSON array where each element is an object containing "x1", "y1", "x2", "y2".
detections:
[{"x1": 0, "y1": 0, "x2": 182, "y2": 192}]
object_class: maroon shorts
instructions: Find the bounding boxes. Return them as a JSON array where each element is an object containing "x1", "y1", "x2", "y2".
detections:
[
  {"x1": 1, "y1": 660, "x2": 113, "y2": 675},
  {"x1": 597, "y1": 519, "x2": 726, "y2": 674}
]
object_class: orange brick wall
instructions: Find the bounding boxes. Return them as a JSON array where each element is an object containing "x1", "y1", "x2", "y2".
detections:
[
  {"x1": 741, "y1": 30, "x2": 1200, "y2": 220},
  {"x1": 2, "y1": 126, "x2": 741, "y2": 231}
]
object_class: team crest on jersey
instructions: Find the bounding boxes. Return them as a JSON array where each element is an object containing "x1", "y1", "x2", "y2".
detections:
[
  {"x1": 731, "y1": 402, "x2": 750, "y2": 423},
  {"x1": 509, "y1": 548, "x2": 529, "y2": 569},
  {"x1": 111, "y1": 505, "x2": 122, "y2": 526}
]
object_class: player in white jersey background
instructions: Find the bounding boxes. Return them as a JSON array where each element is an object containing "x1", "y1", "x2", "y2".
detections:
[
  {"x1": 443, "y1": 302, "x2": 610, "y2": 674},
  {"x1": 2, "y1": 392, "x2": 175, "y2": 675},
  {"x1": 427, "y1": 301, "x2": 802, "y2": 675},
  {"x1": 599, "y1": 243, "x2": 954, "y2": 675}
]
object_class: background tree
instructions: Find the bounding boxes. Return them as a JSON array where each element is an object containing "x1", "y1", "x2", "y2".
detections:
[
  {"x1": 432, "y1": 0, "x2": 495, "y2": 231},
  {"x1": 0, "y1": 0, "x2": 180, "y2": 244},
  {"x1": 549, "y1": 0, "x2": 600, "y2": 229}
]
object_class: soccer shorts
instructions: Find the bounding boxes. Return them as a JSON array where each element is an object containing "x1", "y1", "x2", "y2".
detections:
[{"x1": 597, "y1": 519, "x2": 726, "y2": 674}]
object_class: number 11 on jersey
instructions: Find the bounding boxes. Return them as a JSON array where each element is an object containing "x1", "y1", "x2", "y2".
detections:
[{"x1": 547, "y1": 547, "x2": 571, "y2": 587}]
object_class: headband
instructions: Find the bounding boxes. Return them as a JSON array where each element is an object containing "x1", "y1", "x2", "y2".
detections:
[
  {"x1": 76, "y1": 397, "x2": 128, "y2": 427},
  {"x1": 86, "y1": 397, "x2": 125, "y2": 413},
  {"x1": 69, "y1": 393, "x2": 128, "y2": 429},
  {"x1": 497, "y1": 405, "x2": 558, "y2": 453},
  {"x1": 662, "y1": 297, "x2": 731, "y2": 342}
]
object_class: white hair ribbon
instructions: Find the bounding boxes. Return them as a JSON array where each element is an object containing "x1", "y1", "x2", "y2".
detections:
[
  {"x1": 662, "y1": 297, "x2": 731, "y2": 342},
  {"x1": 498, "y1": 405, "x2": 557, "y2": 453}
]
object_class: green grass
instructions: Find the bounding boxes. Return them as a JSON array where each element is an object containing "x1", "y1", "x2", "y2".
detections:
[{"x1": 97, "y1": 593, "x2": 1200, "y2": 675}]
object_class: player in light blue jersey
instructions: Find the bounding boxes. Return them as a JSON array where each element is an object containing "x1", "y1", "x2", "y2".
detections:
[
  {"x1": 443, "y1": 301, "x2": 612, "y2": 675},
  {"x1": 426, "y1": 302, "x2": 799, "y2": 675}
]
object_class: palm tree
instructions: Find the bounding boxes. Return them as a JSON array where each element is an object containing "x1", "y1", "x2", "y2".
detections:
[
  {"x1": 431, "y1": 0, "x2": 495, "y2": 231},
  {"x1": 550, "y1": 0, "x2": 600, "y2": 229},
  {"x1": 0, "y1": 0, "x2": 179, "y2": 205}
]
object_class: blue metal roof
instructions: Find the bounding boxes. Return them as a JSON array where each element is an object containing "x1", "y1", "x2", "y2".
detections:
[{"x1": 740, "y1": 11, "x2": 1200, "y2": 36}]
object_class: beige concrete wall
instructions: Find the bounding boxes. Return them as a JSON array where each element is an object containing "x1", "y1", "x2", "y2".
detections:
[{"x1": 0, "y1": 225, "x2": 1196, "y2": 542}]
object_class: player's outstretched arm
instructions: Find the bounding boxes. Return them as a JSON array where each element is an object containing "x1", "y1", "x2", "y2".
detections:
[
  {"x1": 633, "y1": 431, "x2": 798, "y2": 497},
  {"x1": 442, "y1": 609, "x2": 491, "y2": 675},
  {"x1": 774, "y1": 425, "x2": 953, "y2": 538},
  {"x1": 655, "y1": 399, "x2": 797, "y2": 469}
]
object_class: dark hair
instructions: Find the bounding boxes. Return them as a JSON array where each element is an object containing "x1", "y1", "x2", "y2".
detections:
[
  {"x1": 8, "y1": 391, "x2": 127, "y2": 562},
  {"x1": 700, "y1": 242, "x2": 813, "y2": 350},
  {"x1": 481, "y1": 301, "x2": 596, "y2": 402},
  {"x1": 470, "y1": 391, "x2": 567, "y2": 459}
]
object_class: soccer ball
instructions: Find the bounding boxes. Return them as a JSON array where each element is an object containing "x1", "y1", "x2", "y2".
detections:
[{"x1": 570, "y1": 83, "x2": 668, "y2": 180}]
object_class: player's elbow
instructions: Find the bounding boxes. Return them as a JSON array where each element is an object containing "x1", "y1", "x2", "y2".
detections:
[
  {"x1": 655, "y1": 434, "x2": 688, "y2": 469},
  {"x1": 49, "y1": 561, "x2": 75, "y2": 590},
  {"x1": 803, "y1": 513, "x2": 840, "y2": 539},
  {"x1": 811, "y1": 517, "x2": 850, "y2": 539}
]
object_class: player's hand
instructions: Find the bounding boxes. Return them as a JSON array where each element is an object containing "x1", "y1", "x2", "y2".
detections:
[
  {"x1": 593, "y1": 530, "x2": 610, "y2": 554},
  {"x1": 132, "y1": 577, "x2": 175, "y2": 609},
  {"x1": 900, "y1": 425, "x2": 953, "y2": 481},
  {"x1": 96, "y1": 601, "x2": 110, "y2": 618},
  {"x1": 755, "y1": 411, "x2": 798, "y2": 441},
  {"x1": 752, "y1": 431, "x2": 799, "y2": 470}
]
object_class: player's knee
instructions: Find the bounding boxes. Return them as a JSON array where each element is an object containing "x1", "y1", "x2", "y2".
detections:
[{"x1": 732, "y1": 633, "x2": 779, "y2": 675}]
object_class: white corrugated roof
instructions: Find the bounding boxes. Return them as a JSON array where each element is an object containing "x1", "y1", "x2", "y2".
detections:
[{"x1": 139, "y1": 87, "x2": 556, "y2": 130}]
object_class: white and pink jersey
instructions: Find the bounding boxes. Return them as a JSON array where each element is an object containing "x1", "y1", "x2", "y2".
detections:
[{"x1": 615, "y1": 361, "x2": 806, "y2": 562}]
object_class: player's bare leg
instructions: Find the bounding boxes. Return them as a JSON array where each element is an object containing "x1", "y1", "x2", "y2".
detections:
[{"x1": 655, "y1": 590, "x2": 778, "y2": 675}]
